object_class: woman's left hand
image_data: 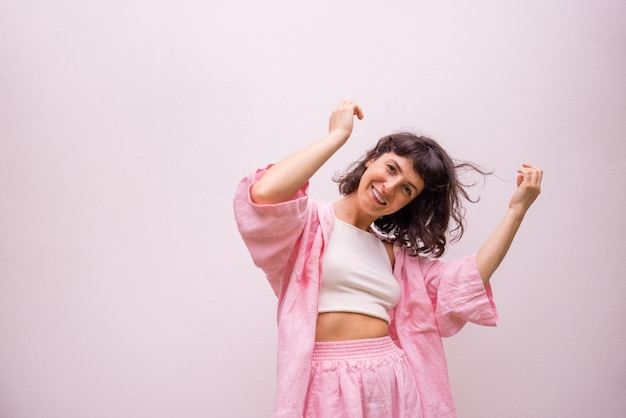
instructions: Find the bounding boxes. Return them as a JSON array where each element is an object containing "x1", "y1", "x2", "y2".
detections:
[
  {"x1": 508, "y1": 163, "x2": 543, "y2": 216},
  {"x1": 476, "y1": 163, "x2": 543, "y2": 283}
]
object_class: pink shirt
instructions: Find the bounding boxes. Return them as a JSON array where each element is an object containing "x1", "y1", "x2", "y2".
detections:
[{"x1": 233, "y1": 167, "x2": 499, "y2": 418}]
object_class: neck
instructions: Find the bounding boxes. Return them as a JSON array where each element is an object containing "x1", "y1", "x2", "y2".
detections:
[{"x1": 333, "y1": 195, "x2": 376, "y2": 231}]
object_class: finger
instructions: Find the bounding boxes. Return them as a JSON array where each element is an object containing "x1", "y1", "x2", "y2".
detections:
[
  {"x1": 519, "y1": 164, "x2": 543, "y2": 175},
  {"x1": 517, "y1": 169, "x2": 538, "y2": 188},
  {"x1": 521, "y1": 163, "x2": 544, "y2": 178},
  {"x1": 354, "y1": 105, "x2": 364, "y2": 120},
  {"x1": 521, "y1": 164, "x2": 543, "y2": 186},
  {"x1": 522, "y1": 163, "x2": 541, "y2": 170},
  {"x1": 337, "y1": 99, "x2": 363, "y2": 114},
  {"x1": 517, "y1": 170, "x2": 543, "y2": 197},
  {"x1": 338, "y1": 99, "x2": 356, "y2": 108}
]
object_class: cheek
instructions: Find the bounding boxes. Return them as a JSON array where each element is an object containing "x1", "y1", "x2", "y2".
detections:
[
  {"x1": 402, "y1": 194, "x2": 418, "y2": 207},
  {"x1": 393, "y1": 196, "x2": 411, "y2": 210}
]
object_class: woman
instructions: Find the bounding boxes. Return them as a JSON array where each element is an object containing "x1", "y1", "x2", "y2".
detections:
[{"x1": 233, "y1": 100, "x2": 543, "y2": 417}]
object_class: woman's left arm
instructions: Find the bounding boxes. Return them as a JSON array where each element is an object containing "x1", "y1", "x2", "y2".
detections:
[{"x1": 476, "y1": 163, "x2": 543, "y2": 284}]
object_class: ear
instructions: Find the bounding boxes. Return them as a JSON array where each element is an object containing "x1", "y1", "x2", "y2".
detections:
[{"x1": 365, "y1": 158, "x2": 375, "y2": 168}]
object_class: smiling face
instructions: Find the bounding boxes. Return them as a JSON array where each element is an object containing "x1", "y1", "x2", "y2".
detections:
[
  {"x1": 353, "y1": 152, "x2": 426, "y2": 223},
  {"x1": 333, "y1": 132, "x2": 462, "y2": 255}
]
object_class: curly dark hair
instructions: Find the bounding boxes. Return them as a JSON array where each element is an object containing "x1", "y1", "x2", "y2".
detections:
[{"x1": 333, "y1": 132, "x2": 490, "y2": 258}]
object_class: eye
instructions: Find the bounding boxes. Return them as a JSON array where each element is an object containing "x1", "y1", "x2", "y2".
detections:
[
  {"x1": 403, "y1": 185, "x2": 413, "y2": 196},
  {"x1": 386, "y1": 164, "x2": 396, "y2": 173}
]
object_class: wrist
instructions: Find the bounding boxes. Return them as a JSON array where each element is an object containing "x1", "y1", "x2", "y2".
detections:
[
  {"x1": 327, "y1": 130, "x2": 350, "y2": 144},
  {"x1": 505, "y1": 206, "x2": 526, "y2": 223}
]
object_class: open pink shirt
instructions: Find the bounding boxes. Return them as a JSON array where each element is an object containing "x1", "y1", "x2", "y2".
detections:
[{"x1": 233, "y1": 167, "x2": 499, "y2": 418}]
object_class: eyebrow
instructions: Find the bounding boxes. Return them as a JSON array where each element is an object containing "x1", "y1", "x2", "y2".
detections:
[{"x1": 389, "y1": 159, "x2": 420, "y2": 193}]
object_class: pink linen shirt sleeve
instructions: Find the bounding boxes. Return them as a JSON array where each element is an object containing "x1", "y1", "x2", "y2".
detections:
[
  {"x1": 393, "y1": 249, "x2": 498, "y2": 339},
  {"x1": 421, "y1": 254, "x2": 498, "y2": 337},
  {"x1": 391, "y1": 251, "x2": 499, "y2": 417},
  {"x1": 233, "y1": 166, "x2": 311, "y2": 296}
]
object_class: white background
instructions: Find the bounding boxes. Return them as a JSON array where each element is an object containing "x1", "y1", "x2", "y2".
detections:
[{"x1": 1, "y1": 0, "x2": 625, "y2": 417}]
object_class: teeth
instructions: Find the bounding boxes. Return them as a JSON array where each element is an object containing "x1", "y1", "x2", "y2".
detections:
[{"x1": 372, "y1": 187, "x2": 386, "y2": 205}]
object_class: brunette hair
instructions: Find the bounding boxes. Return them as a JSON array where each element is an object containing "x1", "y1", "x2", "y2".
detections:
[{"x1": 334, "y1": 132, "x2": 490, "y2": 258}]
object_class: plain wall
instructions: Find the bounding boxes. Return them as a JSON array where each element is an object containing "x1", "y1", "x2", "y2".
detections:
[{"x1": 1, "y1": 0, "x2": 625, "y2": 417}]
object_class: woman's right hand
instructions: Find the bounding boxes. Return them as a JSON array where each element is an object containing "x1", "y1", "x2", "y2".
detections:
[
  {"x1": 251, "y1": 100, "x2": 364, "y2": 205},
  {"x1": 328, "y1": 100, "x2": 364, "y2": 142}
]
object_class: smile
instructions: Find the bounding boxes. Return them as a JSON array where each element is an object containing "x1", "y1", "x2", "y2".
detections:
[{"x1": 371, "y1": 186, "x2": 387, "y2": 205}]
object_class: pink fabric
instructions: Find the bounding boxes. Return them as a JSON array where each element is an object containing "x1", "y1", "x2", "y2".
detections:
[
  {"x1": 233, "y1": 166, "x2": 499, "y2": 418},
  {"x1": 306, "y1": 337, "x2": 421, "y2": 418}
]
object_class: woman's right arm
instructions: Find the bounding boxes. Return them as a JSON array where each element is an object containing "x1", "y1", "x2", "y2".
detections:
[{"x1": 251, "y1": 100, "x2": 364, "y2": 204}]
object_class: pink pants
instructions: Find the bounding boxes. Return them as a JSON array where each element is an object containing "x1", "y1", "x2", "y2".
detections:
[{"x1": 304, "y1": 336, "x2": 422, "y2": 418}]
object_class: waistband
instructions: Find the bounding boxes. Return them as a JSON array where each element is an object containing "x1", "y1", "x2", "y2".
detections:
[{"x1": 311, "y1": 336, "x2": 401, "y2": 362}]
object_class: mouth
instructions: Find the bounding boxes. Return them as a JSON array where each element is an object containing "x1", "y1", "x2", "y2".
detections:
[{"x1": 371, "y1": 186, "x2": 387, "y2": 205}]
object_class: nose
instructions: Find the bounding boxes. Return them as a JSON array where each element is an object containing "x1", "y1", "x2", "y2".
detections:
[{"x1": 383, "y1": 177, "x2": 402, "y2": 195}]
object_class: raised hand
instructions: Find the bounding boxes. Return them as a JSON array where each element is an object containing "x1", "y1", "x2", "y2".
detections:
[
  {"x1": 251, "y1": 100, "x2": 364, "y2": 205},
  {"x1": 509, "y1": 163, "x2": 543, "y2": 216},
  {"x1": 328, "y1": 100, "x2": 364, "y2": 142}
]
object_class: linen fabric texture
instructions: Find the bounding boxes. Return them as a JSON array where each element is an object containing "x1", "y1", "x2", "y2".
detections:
[
  {"x1": 307, "y1": 336, "x2": 421, "y2": 418},
  {"x1": 233, "y1": 166, "x2": 499, "y2": 418}
]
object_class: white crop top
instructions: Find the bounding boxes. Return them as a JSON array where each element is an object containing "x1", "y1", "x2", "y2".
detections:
[{"x1": 318, "y1": 218, "x2": 401, "y2": 323}]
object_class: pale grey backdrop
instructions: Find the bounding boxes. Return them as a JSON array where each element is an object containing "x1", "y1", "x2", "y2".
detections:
[{"x1": 1, "y1": 0, "x2": 625, "y2": 417}]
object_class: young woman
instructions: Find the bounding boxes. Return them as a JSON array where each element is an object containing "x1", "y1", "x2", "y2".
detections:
[{"x1": 233, "y1": 100, "x2": 543, "y2": 418}]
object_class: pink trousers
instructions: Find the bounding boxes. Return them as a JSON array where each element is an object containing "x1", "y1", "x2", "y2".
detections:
[{"x1": 304, "y1": 336, "x2": 422, "y2": 418}]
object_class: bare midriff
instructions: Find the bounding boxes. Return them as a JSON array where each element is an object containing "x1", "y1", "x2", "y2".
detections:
[{"x1": 315, "y1": 312, "x2": 390, "y2": 342}]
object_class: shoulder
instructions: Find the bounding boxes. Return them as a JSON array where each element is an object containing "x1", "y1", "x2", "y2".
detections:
[{"x1": 383, "y1": 241, "x2": 426, "y2": 270}]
